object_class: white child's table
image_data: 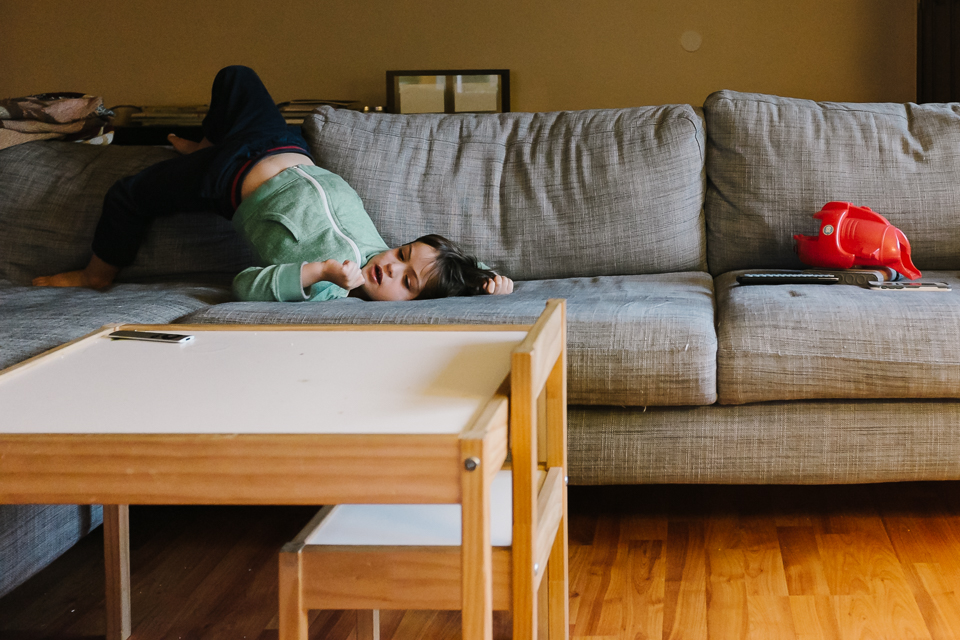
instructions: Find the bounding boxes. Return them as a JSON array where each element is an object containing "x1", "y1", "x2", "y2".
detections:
[{"x1": 0, "y1": 301, "x2": 568, "y2": 640}]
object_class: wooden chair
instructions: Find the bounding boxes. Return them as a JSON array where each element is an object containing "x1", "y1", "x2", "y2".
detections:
[{"x1": 278, "y1": 299, "x2": 568, "y2": 640}]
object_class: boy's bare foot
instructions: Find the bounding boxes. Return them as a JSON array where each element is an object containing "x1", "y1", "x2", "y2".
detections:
[
  {"x1": 167, "y1": 134, "x2": 213, "y2": 155},
  {"x1": 33, "y1": 270, "x2": 112, "y2": 289},
  {"x1": 33, "y1": 255, "x2": 120, "y2": 289}
]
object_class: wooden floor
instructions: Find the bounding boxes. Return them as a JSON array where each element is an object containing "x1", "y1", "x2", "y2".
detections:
[{"x1": 3, "y1": 482, "x2": 960, "y2": 639}]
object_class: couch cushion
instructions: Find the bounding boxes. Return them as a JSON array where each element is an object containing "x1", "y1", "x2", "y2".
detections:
[
  {"x1": 179, "y1": 273, "x2": 718, "y2": 407},
  {"x1": 703, "y1": 90, "x2": 960, "y2": 275},
  {"x1": 716, "y1": 271, "x2": 960, "y2": 404},
  {"x1": 0, "y1": 278, "x2": 233, "y2": 370},
  {"x1": 303, "y1": 106, "x2": 706, "y2": 281},
  {"x1": 0, "y1": 142, "x2": 255, "y2": 285},
  {"x1": 0, "y1": 505, "x2": 103, "y2": 598}
]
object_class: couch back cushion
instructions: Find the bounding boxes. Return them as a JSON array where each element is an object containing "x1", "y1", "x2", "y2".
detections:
[
  {"x1": 704, "y1": 90, "x2": 960, "y2": 275},
  {"x1": 303, "y1": 105, "x2": 706, "y2": 280},
  {"x1": 0, "y1": 142, "x2": 254, "y2": 284}
]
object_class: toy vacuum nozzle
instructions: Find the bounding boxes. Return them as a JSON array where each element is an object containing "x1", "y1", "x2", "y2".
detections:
[{"x1": 793, "y1": 202, "x2": 921, "y2": 279}]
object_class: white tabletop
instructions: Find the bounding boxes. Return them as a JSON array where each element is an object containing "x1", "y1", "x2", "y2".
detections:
[{"x1": 0, "y1": 329, "x2": 525, "y2": 435}]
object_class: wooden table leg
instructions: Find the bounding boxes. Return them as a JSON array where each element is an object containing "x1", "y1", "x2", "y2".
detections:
[
  {"x1": 103, "y1": 505, "x2": 131, "y2": 640},
  {"x1": 461, "y1": 447, "x2": 493, "y2": 640},
  {"x1": 547, "y1": 510, "x2": 569, "y2": 639},
  {"x1": 278, "y1": 544, "x2": 309, "y2": 640}
]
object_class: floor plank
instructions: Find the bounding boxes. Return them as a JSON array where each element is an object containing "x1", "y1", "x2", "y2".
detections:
[
  {"x1": 623, "y1": 540, "x2": 664, "y2": 640},
  {"x1": 789, "y1": 595, "x2": 840, "y2": 640},
  {"x1": 779, "y1": 527, "x2": 831, "y2": 596}
]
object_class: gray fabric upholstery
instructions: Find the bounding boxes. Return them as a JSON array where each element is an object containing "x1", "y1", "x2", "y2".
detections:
[
  {"x1": 178, "y1": 273, "x2": 718, "y2": 407},
  {"x1": 570, "y1": 400, "x2": 960, "y2": 485},
  {"x1": 0, "y1": 279, "x2": 233, "y2": 369},
  {"x1": 303, "y1": 105, "x2": 707, "y2": 280},
  {"x1": 0, "y1": 505, "x2": 102, "y2": 598},
  {"x1": 703, "y1": 90, "x2": 960, "y2": 275},
  {"x1": 0, "y1": 142, "x2": 255, "y2": 285},
  {"x1": 715, "y1": 270, "x2": 960, "y2": 404}
]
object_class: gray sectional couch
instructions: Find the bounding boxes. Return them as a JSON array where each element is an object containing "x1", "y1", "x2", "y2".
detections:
[{"x1": 2, "y1": 90, "x2": 959, "y2": 597}]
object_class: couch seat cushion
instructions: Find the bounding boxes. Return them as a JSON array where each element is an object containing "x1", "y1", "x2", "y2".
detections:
[
  {"x1": 179, "y1": 272, "x2": 718, "y2": 407},
  {"x1": 716, "y1": 271, "x2": 960, "y2": 404},
  {"x1": 0, "y1": 279, "x2": 232, "y2": 370}
]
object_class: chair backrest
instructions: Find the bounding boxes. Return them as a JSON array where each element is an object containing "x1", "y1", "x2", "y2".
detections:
[{"x1": 510, "y1": 298, "x2": 566, "y2": 639}]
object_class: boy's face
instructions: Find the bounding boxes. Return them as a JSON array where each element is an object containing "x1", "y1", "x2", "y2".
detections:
[{"x1": 358, "y1": 241, "x2": 439, "y2": 301}]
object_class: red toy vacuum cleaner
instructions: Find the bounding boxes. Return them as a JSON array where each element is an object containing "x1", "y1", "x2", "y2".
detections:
[{"x1": 793, "y1": 202, "x2": 921, "y2": 279}]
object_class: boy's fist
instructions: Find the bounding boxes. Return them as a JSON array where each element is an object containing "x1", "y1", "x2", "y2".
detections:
[
  {"x1": 483, "y1": 274, "x2": 514, "y2": 295},
  {"x1": 302, "y1": 259, "x2": 365, "y2": 291},
  {"x1": 323, "y1": 259, "x2": 365, "y2": 291}
]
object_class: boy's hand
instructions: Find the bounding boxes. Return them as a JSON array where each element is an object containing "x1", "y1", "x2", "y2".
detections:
[
  {"x1": 303, "y1": 259, "x2": 365, "y2": 291},
  {"x1": 483, "y1": 274, "x2": 514, "y2": 295},
  {"x1": 323, "y1": 259, "x2": 365, "y2": 290}
]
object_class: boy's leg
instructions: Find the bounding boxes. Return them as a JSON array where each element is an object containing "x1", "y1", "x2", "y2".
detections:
[
  {"x1": 90, "y1": 64, "x2": 290, "y2": 272},
  {"x1": 202, "y1": 65, "x2": 289, "y2": 144},
  {"x1": 34, "y1": 66, "x2": 306, "y2": 288},
  {"x1": 33, "y1": 146, "x2": 220, "y2": 287},
  {"x1": 198, "y1": 65, "x2": 312, "y2": 212},
  {"x1": 168, "y1": 66, "x2": 289, "y2": 159},
  {"x1": 90, "y1": 147, "x2": 219, "y2": 269}
]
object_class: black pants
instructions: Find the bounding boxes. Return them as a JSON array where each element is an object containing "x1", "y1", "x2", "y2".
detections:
[{"x1": 92, "y1": 66, "x2": 313, "y2": 268}]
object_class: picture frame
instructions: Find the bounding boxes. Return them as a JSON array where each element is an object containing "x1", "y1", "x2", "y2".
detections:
[{"x1": 386, "y1": 69, "x2": 510, "y2": 114}]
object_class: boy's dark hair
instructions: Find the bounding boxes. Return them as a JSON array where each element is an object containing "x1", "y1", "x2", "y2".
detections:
[{"x1": 414, "y1": 234, "x2": 499, "y2": 299}]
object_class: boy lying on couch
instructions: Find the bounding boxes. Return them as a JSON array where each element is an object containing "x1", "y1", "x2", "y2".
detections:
[{"x1": 34, "y1": 65, "x2": 513, "y2": 302}]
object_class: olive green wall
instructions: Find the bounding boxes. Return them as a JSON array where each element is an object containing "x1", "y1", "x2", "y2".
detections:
[{"x1": 1, "y1": 0, "x2": 917, "y2": 111}]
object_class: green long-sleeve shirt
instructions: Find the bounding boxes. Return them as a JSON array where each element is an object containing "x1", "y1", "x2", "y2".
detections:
[{"x1": 231, "y1": 165, "x2": 389, "y2": 302}]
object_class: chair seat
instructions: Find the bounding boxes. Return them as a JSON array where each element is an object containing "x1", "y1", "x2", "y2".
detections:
[{"x1": 304, "y1": 470, "x2": 513, "y2": 547}]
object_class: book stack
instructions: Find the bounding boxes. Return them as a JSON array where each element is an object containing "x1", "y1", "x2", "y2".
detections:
[
  {"x1": 276, "y1": 99, "x2": 358, "y2": 124},
  {"x1": 127, "y1": 105, "x2": 208, "y2": 127}
]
